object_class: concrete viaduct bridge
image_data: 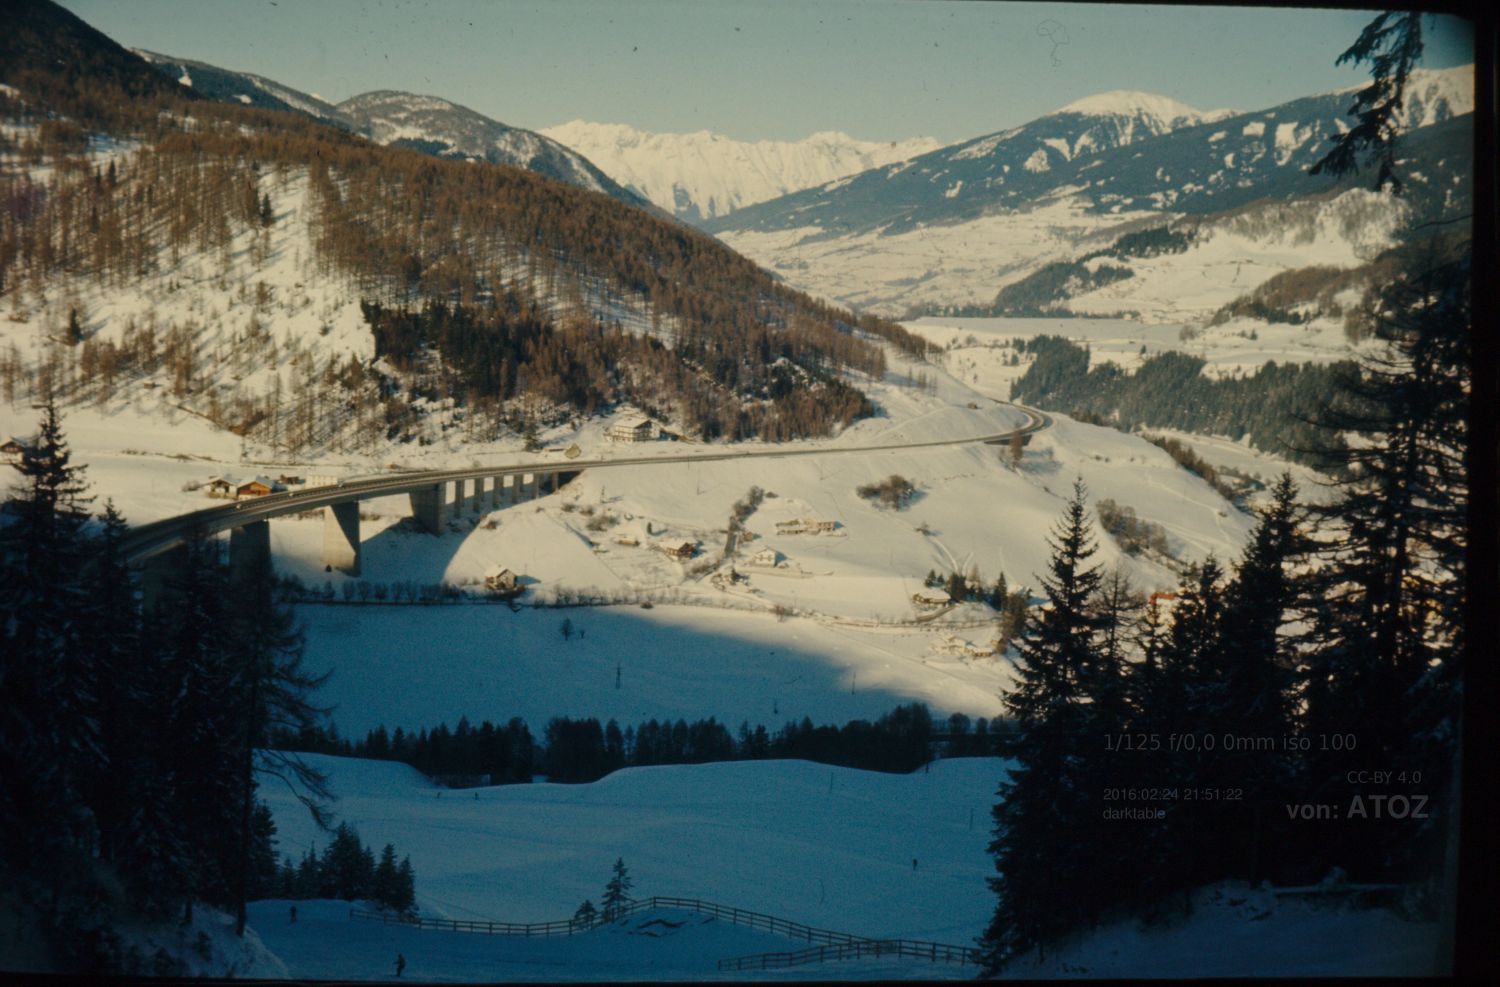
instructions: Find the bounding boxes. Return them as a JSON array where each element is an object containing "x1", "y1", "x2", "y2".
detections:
[{"x1": 121, "y1": 404, "x2": 1051, "y2": 599}]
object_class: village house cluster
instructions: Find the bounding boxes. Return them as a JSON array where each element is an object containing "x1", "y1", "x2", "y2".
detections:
[{"x1": 201, "y1": 473, "x2": 338, "y2": 499}]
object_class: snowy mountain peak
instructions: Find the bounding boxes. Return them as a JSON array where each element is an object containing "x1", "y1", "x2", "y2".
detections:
[
  {"x1": 539, "y1": 121, "x2": 943, "y2": 224},
  {"x1": 1388, "y1": 64, "x2": 1473, "y2": 129},
  {"x1": 335, "y1": 91, "x2": 645, "y2": 206},
  {"x1": 1056, "y1": 90, "x2": 1223, "y2": 127}
]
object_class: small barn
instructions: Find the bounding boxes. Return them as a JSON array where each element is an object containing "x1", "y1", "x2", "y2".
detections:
[
  {"x1": 485, "y1": 567, "x2": 521, "y2": 595},
  {"x1": 1, "y1": 435, "x2": 33, "y2": 464},
  {"x1": 774, "y1": 520, "x2": 807, "y2": 535},
  {"x1": 236, "y1": 476, "x2": 282, "y2": 498},
  {"x1": 802, "y1": 518, "x2": 837, "y2": 533},
  {"x1": 204, "y1": 475, "x2": 235, "y2": 498},
  {"x1": 660, "y1": 540, "x2": 697, "y2": 560},
  {"x1": 912, "y1": 589, "x2": 952, "y2": 610},
  {"x1": 608, "y1": 415, "x2": 655, "y2": 443}
]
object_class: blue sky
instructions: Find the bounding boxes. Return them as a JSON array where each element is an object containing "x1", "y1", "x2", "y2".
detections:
[{"x1": 60, "y1": 1, "x2": 1474, "y2": 144}]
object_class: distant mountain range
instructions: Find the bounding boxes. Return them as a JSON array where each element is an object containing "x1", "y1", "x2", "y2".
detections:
[
  {"x1": 707, "y1": 68, "x2": 1472, "y2": 240},
  {"x1": 134, "y1": 51, "x2": 647, "y2": 208},
  {"x1": 707, "y1": 67, "x2": 1473, "y2": 314},
  {"x1": 539, "y1": 121, "x2": 943, "y2": 224},
  {"x1": 127, "y1": 43, "x2": 1472, "y2": 319}
]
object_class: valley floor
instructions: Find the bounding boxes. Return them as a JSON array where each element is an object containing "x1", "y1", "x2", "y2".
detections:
[{"x1": 253, "y1": 754, "x2": 1441, "y2": 981}]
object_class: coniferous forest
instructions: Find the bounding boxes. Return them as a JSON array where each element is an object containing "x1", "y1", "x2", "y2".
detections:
[
  {"x1": 0, "y1": 10, "x2": 931, "y2": 447},
  {"x1": 981, "y1": 240, "x2": 1469, "y2": 971},
  {"x1": 0, "y1": 401, "x2": 406, "y2": 972}
]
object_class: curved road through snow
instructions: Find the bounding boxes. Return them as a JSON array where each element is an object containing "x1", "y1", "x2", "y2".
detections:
[{"x1": 121, "y1": 403, "x2": 1051, "y2": 563}]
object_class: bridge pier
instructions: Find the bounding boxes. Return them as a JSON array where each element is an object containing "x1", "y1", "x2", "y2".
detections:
[
  {"x1": 531, "y1": 472, "x2": 541, "y2": 500},
  {"x1": 410, "y1": 483, "x2": 445, "y2": 535},
  {"x1": 229, "y1": 520, "x2": 272, "y2": 585},
  {"x1": 139, "y1": 543, "x2": 190, "y2": 611},
  {"x1": 322, "y1": 502, "x2": 361, "y2": 575}
]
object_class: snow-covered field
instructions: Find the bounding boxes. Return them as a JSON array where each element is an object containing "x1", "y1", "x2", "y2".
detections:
[
  {"x1": 906, "y1": 314, "x2": 1356, "y2": 393},
  {"x1": 1007, "y1": 882, "x2": 1441, "y2": 979},
  {"x1": 719, "y1": 187, "x2": 1401, "y2": 322},
  {"x1": 250, "y1": 899, "x2": 957, "y2": 982},
  {"x1": 257, "y1": 753, "x2": 1001, "y2": 980},
  {"x1": 717, "y1": 197, "x2": 1156, "y2": 315},
  {"x1": 254, "y1": 754, "x2": 1441, "y2": 981}
]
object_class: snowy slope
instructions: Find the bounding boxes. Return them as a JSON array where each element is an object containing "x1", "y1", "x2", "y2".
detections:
[
  {"x1": 259, "y1": 755, "x2": 1003, "y2": 946},
  {"x1": 708, "y1": 88, "x2": 1232, "y2": 241},
  {"x1": 253, "y1": 756, "x2": 1438, "y2": 980},
  {"x1": 2, "y1": 326, "x2": 1261, "y2": 738},
  {"x1": 0, "y1": 131, "x2": 1263, "y2": 743},
  {"x1": 133, "y1": 49, "x2": 354, "y2": 127},
  {"x1": 540, "y1": 121, "x2": 942, "y2": 224},
  {"x1": 337, "y1": 91, "x2": 647, "y2": 206},
  {"x1": 713, "y1": 68, "x2": 1472, "y2": 315},
  {"x1": 1057, "y1": 90, "x2": 1235, "y2": 128},
  {"x1": 1004, "y1": 881, "x2": 1440, "y2": 978}
]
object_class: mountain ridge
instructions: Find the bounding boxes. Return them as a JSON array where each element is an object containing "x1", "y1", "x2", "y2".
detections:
[{"x1": 540, "y1": 119, "x2": 943, "y2": 224}]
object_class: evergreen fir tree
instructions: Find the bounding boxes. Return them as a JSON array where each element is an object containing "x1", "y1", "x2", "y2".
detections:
[
  {"x1": 1300, "y1": 244, "x2": 1468, "y2": 882},
  {"x1": 0, "y1": 399, "x2": 94, "y2": 883},
  {"x1": 393, "y1": 856, "x2": 417, "y2": 916},
  {"x1": 981, "y1": 480, "x2": 1105, "y2": 970},
  {"x1": 1216, "y1": 473, "x2": 1309, "y2": 884},
  {"x1": 75, "y1": 500, "x2": 141, "y2": 867},
  {"x1": 601, "y1": 857, "x2": 633, "y2": 920},
  {"x1": 1146, "y1": 557, "x2": 1227, "y2": 894},
  {"x1": 373, "y1": 844, "x2": 400, "y2": 910},
  {"x1": 1308, "y1": 12, "x2": 1427, "y2": 192},
  {"x1": 155, "y1": 530, "x2": 242, "y2": 922},
  {"x1": 225, "y1": 548, "x2": 332, "y2": 934}
]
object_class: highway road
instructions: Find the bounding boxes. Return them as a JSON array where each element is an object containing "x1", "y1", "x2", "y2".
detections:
[{"x1": 121, "y1": 403, "x2": 1051, "y2": 564}]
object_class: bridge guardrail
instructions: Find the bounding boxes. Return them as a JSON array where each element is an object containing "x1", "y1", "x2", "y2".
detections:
[{"x1": 124, "y1": 403, "x2": 1051, "y2": 564}]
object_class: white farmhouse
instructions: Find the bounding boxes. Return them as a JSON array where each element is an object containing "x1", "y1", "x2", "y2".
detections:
[{"x1": 608, "y1": 415, "x2": 655, "y2": 443}]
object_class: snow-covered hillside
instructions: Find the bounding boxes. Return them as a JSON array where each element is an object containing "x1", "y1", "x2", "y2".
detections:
[
  {"x1": 720, "y1": 184, "x2": 1410, "y2": 319},
  {"x1": 260, "y1": 755, "x2": 1001, "y2": 944},
  {"x1": 134, "y1": 49, "x2": 354, "y2": 126},
  {"x1": 1005, "y1": 881, "x2": 1441, "y2": 978},
  {"x1": 2, "y1": 325, "x2": 1262, "y2": 737},
  {"x1": 540, "y1": 121, "x2": 942, "y2": 224},
  {"x1": 713, "y1": 68, "x2": 1471, "y2": 316},
  {"x1": 337, "y1": 91, "x2": 647, "y2": 206},
  {"x1": 251, "y1": 755, "x2": 1440, "y2": 980}
]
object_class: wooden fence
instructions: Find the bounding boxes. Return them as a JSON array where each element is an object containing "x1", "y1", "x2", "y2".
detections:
[
  {"x1": 717, "y1": 938, "x2": 983, "y2": 971},
  {"x1": 350, "y1": 895, "x2": 867, "y2": 944},
  {"x1": 350, "y1": 895, "x2": 983, "y2": 970}
]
